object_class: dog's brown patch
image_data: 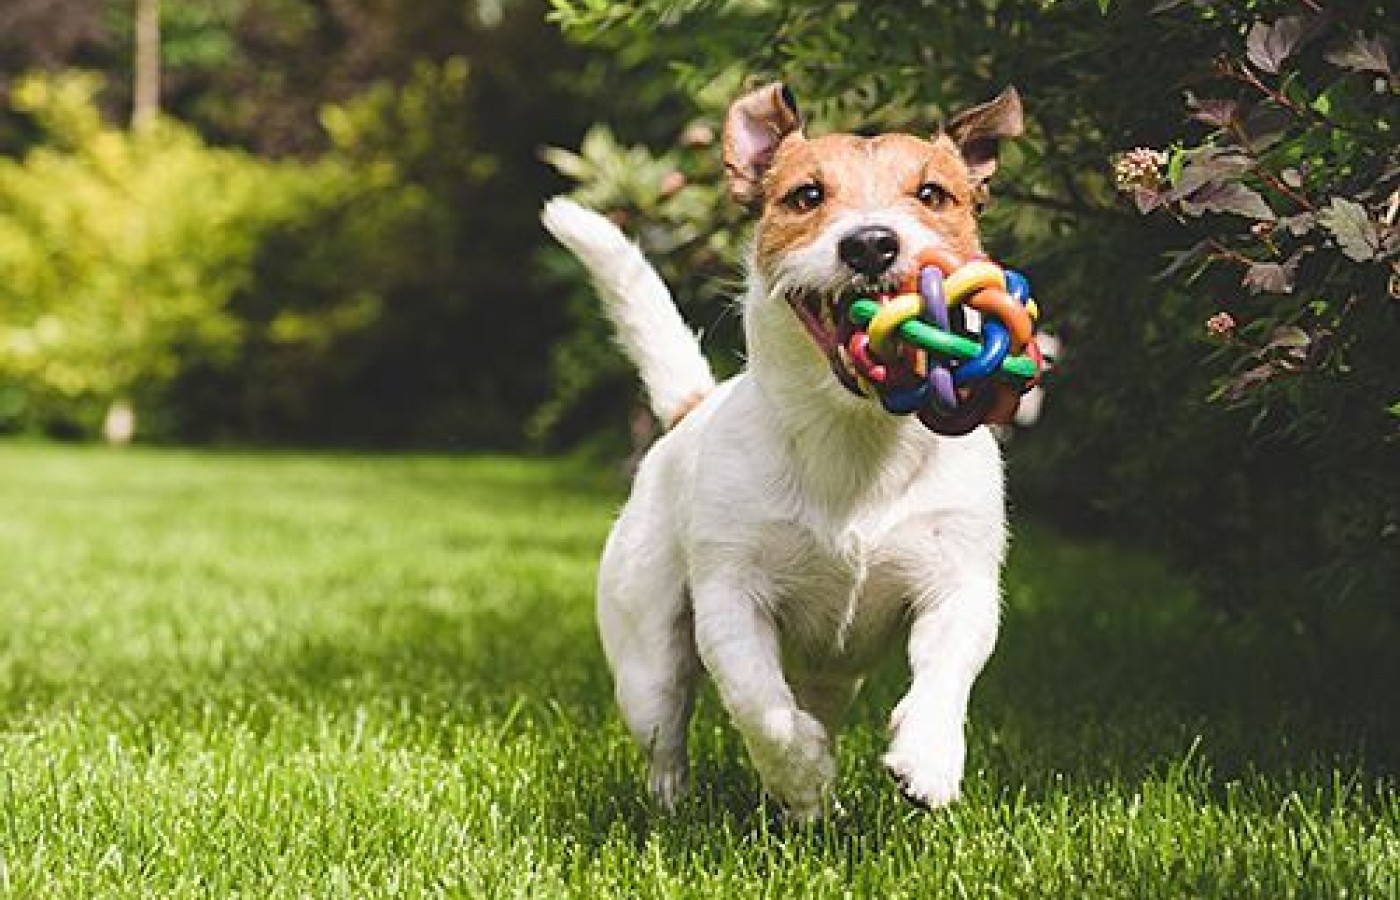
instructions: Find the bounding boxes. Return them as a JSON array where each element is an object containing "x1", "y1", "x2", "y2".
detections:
[
  {"x1": 665, "y1": 390, "x2": 709, "y2": 430},
  {"x1": 754, "y1": 133, "x2": 982, "y2": 273}
]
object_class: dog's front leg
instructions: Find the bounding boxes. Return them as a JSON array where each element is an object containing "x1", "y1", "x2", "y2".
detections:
[
  {"x1": 883, "y1": 578, "x2": 1000, "y2": 809},
  {"x1": 692, "y1": 572, "x2": 835, "y2": 819}
]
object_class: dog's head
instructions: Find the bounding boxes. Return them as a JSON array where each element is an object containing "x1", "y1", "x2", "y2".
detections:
[{"x1": 724, "y1": 83, "x2": 1023, "y2": 393}]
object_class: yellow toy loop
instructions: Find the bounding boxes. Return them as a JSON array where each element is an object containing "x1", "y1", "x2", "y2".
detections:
[
  {"x1": 943, "y1": 261, "x2": 1006, "y2": 307},
  {"x1": 867, "y1": 292, "x2": 924, "y2": 359}
]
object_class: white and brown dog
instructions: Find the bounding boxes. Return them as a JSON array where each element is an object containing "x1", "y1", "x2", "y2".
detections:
[{"x1": 542, "y1": 82, "x2": 1024, "y2": 818}]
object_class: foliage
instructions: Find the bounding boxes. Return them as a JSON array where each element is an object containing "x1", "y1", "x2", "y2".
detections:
[
  {"x1": 534, "y1": 122, "x2": 744, "y2": 446},
  {"x1": 1, "y1": 443, "x2": 1395, "y2": 896},
  {"x1": 543, "y1": 0, "x2": 1397, "y2": 614},
  {"x1": 540, "y1": 0, "x2": 1207, "y2": 438},
  {"x1": 1121, "y1": 10, "x2": 1396, "y2": 414},
  {"x1": 1106, "y1": 4, "x2": 1399, "y2": 608},
  {"x1": 170, "y1": 57, "x2": 501, "y2": 446},
  {"x1": 0, "y1": 71, "x2": 348, "y2": 437},
  {"x1": 1, "y1": 0, "x2": 595, "y2": 446}
]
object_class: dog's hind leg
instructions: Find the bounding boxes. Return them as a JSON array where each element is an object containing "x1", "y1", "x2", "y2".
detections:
[{"x1": 597, "y1": 503, "x2": 699, "y2": 811}]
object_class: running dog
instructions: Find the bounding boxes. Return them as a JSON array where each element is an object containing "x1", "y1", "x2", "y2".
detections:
[{"x1": 541, "y1": 81, "x2": 1023, "y2": 818}]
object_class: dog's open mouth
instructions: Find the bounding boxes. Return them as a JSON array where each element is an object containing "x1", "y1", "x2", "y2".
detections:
[{"x1": 785, "y1": 282, "x2": 895, "y2": 396}]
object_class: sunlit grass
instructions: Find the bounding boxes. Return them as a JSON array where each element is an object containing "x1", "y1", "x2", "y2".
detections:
[{"x1": 0, "y1": 443, "x2": 1395, "y2": 897}]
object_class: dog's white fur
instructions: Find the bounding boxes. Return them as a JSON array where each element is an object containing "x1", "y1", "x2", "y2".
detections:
[{"x1": 542, "y1": 151, "x2": 1006, "y2": 818}]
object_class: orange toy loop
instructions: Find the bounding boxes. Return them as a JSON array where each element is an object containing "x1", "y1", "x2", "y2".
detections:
[{"x1": 965, "y1": 287, "x2": 1034, "y2": 353}]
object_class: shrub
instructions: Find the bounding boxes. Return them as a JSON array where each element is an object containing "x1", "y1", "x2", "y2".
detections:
[
  {"x1": 0, "y1": 58, "x2": 563, "y2": 447},
  {"x1": 0, "y1": 72, "x2": 379, "y2": 439},
  {"x1": 1109, "y1": 6, "x2": 1398, "y2": 611}
]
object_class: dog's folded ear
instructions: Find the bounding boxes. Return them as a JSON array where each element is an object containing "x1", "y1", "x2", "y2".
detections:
[
  {"x1": 946, "y1": 87, "x2": 1024, "y2": 187},
  {"x1": 723, "y1": 82, "x2": 803, "y2": 207}
]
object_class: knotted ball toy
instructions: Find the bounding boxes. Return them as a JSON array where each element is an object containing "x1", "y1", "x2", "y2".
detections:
[{"x1": 840, "y1": 248, "x2": 1044, "y2": 436}]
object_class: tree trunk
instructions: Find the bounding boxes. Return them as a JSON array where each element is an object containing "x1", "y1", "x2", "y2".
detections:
[{"x1": 131, "y1": 0, "x2": 160, "y2": 130}]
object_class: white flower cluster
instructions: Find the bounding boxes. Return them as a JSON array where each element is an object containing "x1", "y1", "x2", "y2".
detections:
[{"x1": 1113, "y1": 147, "x2": 1168, "y2": 192}]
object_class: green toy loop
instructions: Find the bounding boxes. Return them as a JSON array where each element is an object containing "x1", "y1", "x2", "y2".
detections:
[{"x1": 846, "y1": 298, "x2": 1038, "y2": 381}]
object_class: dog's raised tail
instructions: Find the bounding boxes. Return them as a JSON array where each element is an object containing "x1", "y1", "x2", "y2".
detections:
[{"x1": 541, "y1": 197, "x2": 716, "y2": 428}]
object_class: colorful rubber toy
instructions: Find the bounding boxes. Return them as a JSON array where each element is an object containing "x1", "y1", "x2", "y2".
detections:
[{"x1": 841, "y1": 248, "x2": 1044, "y2": 436}]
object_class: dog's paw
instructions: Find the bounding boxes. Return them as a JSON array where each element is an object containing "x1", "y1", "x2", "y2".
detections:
[
  {"x1": 882, "y1": 748, "x2": 962, "y2": 809},
  {"x1": 647, "y1": 757, "x2": 690, "y2": 812},
  {"x1": 882, "y1": 726, "x2": 966, "y2": 811},
  {"x1": 746, "y1": 708, "x2": 836, "y2": 819}
]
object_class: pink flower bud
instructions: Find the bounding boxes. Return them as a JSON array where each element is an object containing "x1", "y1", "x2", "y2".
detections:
[
  {"x1": 680, "y1": 124, "x2": 715, "y2": 147},
  {"x1": 660, "y1": 171, "x2": 687, "y2": 197},
  {"x1": 1206, "y1": 311, "x2": 1236, "y2": 336}
]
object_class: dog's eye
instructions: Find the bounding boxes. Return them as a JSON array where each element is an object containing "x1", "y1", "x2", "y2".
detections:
[
  {"x1": 784, "y1": 182, "x2": 825, "y2": 213},
  {"x1": 916, "y1": 182, "x2": 951, "y2": 208}
]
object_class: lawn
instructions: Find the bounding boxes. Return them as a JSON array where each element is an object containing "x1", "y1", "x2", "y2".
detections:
[{"x1": 0, "y1": 443, "x2": 1395, "y2": 897}]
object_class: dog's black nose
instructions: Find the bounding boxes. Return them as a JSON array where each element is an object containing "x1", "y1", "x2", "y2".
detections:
[{"x1": 838, "y1": 227, "x2": 900, "y2": 277}]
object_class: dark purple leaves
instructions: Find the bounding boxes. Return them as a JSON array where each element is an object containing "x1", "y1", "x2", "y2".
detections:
[
  {"x1": 1133, "y1": 187, "x2": 1163, "y2": 214},
  {"x1": 1277, "y1": 212, "x2": 1318, "y2": 237},
  {"x1": 1171, "y1": 148, "x2": 1253, "y2": 199},
  {"x1": 1181, "y1": 181, "x2": 1276, "y2": 221},
  {"x1": 1186, "y1": 92, "x2": 1239, "y2": 129},
  {"x1": 1239, "y1": 102, "x2": 1292, "y2": 151},
  {"x1": 1319, "y1": 197, "x2": 1381, "y2": 262},
  {"x1": 1246, "y1": 16, "x2": 1310, "y2": 74},
  {"x1": 1167, "y1": 148, "x2": 1275, "y2": 221},
  {"x1": 1242, "y1": 254, "x2": 1301, "y2": 294},
  {"x1": 1325, "y1": 33, "x2": 1394, "y2": 76}
]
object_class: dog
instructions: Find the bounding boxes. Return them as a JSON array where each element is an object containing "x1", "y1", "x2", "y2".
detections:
[{"x1": 541, "y1": 81, "x2": 1023, "y2": 819}]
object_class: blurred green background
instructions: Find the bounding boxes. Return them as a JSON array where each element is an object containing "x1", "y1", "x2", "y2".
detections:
[{"x1": 0, "y1": 0, "x2": 1395, "y2": 625}]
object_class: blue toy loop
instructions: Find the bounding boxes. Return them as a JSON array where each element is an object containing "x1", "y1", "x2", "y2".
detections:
[
  {"x1": 1004, "y1": 269, "x2": 1031, "y2": 304},
  {"x1": 953, "y1": 320, "x2": 1011, "y2": 385},
  {"x1": 841, "y1": 253, "x2": 1042, "y2": 436}
]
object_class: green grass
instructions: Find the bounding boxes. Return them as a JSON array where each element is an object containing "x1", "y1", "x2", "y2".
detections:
[{"x1": 0, "y1": 443, "x2": 1395, "y2": 898}]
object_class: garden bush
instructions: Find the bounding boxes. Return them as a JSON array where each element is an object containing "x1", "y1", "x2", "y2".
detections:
[
  {"x1": 1, "y1": 0, "x2": 593, "y2": 447},
  {"x1": 0, "y1": 72, "x2": 335, "y2": 438},
  {"x1": 0, "y1": 50, "x2": 580, "y2": 446}
]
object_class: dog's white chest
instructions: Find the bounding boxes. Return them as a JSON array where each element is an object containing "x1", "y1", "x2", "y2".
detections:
[{"x1": 754, "y1": 517, "x2": 905, "y2": 669}]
